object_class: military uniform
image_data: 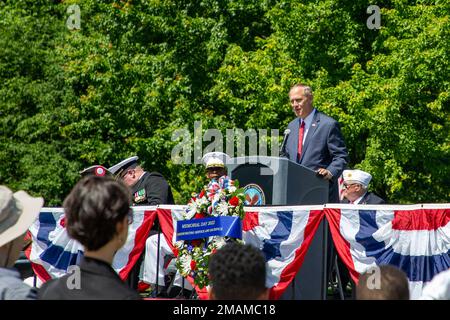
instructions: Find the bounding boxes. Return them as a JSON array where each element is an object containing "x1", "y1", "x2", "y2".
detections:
[
  {"x1": 131, "y1": 172, "x2": 174, "y2": 206},
  {"x1": 109, "y1": 156, "x2": 174, "y2": 291}
]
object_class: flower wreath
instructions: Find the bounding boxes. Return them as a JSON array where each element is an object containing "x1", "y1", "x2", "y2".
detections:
[{"x1": 174, "y1": 175, "x2": 245, "y2": 288}]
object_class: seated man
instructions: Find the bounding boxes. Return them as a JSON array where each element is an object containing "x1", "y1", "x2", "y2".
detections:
[
  {"x1": 336, "y1": 169, "x2": 385, "y2": 298},
  {"x1": 356, "y1": 265, "x2": 409, "y2": 300},
  {"x1": 208, "y1": 242, "x2": 268, "y2": 300},
  {"x1": 140, "y1": 152, "x2": 230, "y2": 297},
  {"x1": 341, "y1": 169, "x2": 385, "y2": 204}
]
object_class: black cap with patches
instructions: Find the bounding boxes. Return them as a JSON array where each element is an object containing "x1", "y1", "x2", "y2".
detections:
[{"x1": 108, "y1": 156, "x2": 139, "y2": 178}]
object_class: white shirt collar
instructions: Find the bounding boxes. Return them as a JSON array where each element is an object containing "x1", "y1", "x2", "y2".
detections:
[
  {"x1": 353, "y1": 192, "x2": 367, "y2": 204},
  {"x1": 138, "y1": 171, "x2": 146, "y2": 181},
  {"x1": 300, "y1": 108, "x2": 316, "y2": 129}
]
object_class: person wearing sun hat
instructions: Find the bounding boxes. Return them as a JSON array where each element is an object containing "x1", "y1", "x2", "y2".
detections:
[
  {"x1": 341, "y1": 169, "x2": 385, "y2": 205},
  {"x1": 0, "y1": 186, "x2": 43, "y2": 300}
]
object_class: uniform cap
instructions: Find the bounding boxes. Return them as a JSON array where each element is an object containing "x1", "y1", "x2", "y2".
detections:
[
  {"x1": 108, "y1": 156, "x2": 139, "y2": 177},
  {"x1": 79, "y1": 165, "x2": 112, "y2": 177},
  {"x1": 201, "y1": 152, "x2": 231, "y2": 169},
  {"x1": 343, "y1": 169, "x2": 372, "y2": 188}
]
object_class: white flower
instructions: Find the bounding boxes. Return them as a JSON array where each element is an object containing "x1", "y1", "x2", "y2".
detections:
[
  {"x1": 210, "y1": 236, "x2": 227, "y2": 249},
  {"x1": 179, "y1": 254, "x2": 192, "y2": 275},
  {"x1": 174, "y1": 241, "x2": 184, "y2": 249},
  {"x1": 228, "y1": 186, "x2": 237, "y2": 193},
  {"x1": 216, "y1": 201, "x2": 229, "y2": 216},
  {"x1": 199, "y1": 197, "x2": 209, "y2": 206},
  {"x1": 184, "y1": 203, "x2": 197, "y2": 219}
]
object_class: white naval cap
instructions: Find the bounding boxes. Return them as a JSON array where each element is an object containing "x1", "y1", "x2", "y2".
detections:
[
  {"x1": 108, "y1": 156, "x2": 139, "y2": 176},
  {"x1": 342, "y1": 169, "x2": 372, "y2": 188},
  {"x1": 201, "y1": 152, "x2": 231, "y2": 169}
]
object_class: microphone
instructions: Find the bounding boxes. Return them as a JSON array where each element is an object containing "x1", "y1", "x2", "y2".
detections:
[{"x1": 280, "y1": 129, "x2": 291, "y2": 157}]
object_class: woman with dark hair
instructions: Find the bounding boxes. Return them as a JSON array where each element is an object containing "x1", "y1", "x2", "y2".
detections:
[{"x1": 38, "y1": 176, "x2": 141, "y2": 300}]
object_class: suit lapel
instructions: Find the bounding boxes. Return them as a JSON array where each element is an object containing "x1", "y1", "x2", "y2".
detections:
[
  {"x1": 360, "y1": 192, "x2": 369, "y2": 204},
  {"x1": 300, "y1": 111, "x2": 320, "y2": 163},
  {"x1": 290, "y1": 119, "x2": 300, "y2": 161}
]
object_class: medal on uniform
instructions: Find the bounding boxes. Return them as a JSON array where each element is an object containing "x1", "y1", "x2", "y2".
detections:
[{"x1": 134, "y1": 188, "x2": 146, "y2": 203}]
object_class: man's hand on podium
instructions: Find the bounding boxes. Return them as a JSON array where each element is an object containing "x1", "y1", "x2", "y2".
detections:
[{"x1": 316, "y1": 168, "x2": 333, "y2": 180}]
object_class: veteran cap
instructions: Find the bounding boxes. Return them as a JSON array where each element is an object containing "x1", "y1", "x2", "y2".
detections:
[
  {"x1": 343, "y1": 169, "x2": 372, "y2": 188},
  {"x1": 79, "y1": 165, "x2": 112, "y2": 178}
]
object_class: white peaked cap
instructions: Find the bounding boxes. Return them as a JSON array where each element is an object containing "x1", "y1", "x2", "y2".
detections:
[
  {"x1": 342, "y1": 169, "x2": 372, "y2": 188},
  {"x1": 201, "y1": 152, "x2": 231, "y2": 169},
  {"x1": 108, "y1": 156, "x2": 139, "y2": 175}
]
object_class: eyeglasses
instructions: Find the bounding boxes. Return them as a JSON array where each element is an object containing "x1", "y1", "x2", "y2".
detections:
[
  {"x1": 343, "y1": 183, "x2": 358, "y2": 189},
  {"x1": 127, "y1": 209, "x2": 134, "y2": 225}
]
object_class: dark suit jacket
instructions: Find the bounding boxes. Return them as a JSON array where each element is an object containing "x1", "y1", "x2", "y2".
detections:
[
  {"x1": 342, "y1": 192, "x2": 386, "y2": 204},
  {"x1": 284, "y1": 111, "x2": 348, "y2": 202},
  {"x1": 38, "y1": 257, "x2": 141, "y2": 300}
]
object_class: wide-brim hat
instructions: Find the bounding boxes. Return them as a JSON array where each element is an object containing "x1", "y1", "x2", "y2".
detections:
[{"x1": 0, "y1": 186, "x2": 44, "y2": 247}]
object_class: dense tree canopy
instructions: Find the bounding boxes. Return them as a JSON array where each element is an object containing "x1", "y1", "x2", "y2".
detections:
[{"x1": 0, "y1": 0, "x2": 448, "y2": 205}]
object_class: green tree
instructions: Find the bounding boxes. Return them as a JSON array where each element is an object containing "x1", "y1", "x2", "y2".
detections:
[{"x1": 1, "y1": 0, "x2": 448, "y2": 205}]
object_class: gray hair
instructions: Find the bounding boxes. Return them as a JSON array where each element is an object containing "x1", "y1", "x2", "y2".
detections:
[{"x1": 291, "y1": 84, "x2": 313, "y2": 97}]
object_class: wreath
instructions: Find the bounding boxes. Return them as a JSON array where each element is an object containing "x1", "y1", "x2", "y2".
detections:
[{"x1": 174, "y1": 176, "x2": 245, "y2": 288}]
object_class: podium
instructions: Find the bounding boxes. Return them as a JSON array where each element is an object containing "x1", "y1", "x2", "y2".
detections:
[{"x1": 227, "y1": 156, "x2": 329, "y2": 300}]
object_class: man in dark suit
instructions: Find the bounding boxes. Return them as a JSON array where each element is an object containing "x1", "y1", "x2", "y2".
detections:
[
  {"x1": 282, "y1": 84, "x2": 348, "y2": 298},
  {"x1": 282, "y1": 84, "x2": 348, "y2": 203},
  {"x1": 109, "y1": 156, "x2": 174, "y2": 292},
  {"x1": 341, "y1": 169, "x2": 385, "y2": 204}
]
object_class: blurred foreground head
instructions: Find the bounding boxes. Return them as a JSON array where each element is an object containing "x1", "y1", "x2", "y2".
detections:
[
  {"x1": 208, "y1": 242, "x2": 268, "y2": 300},
  {"x1": 0, "y1": 186, "x2": 43, "y2": 267},
  {"x1": 63, "y1": 176, "x2": 132, "y2": 251},
  {"x1": 356, "y1": 265, "x2": 409, "y2": 300}
]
